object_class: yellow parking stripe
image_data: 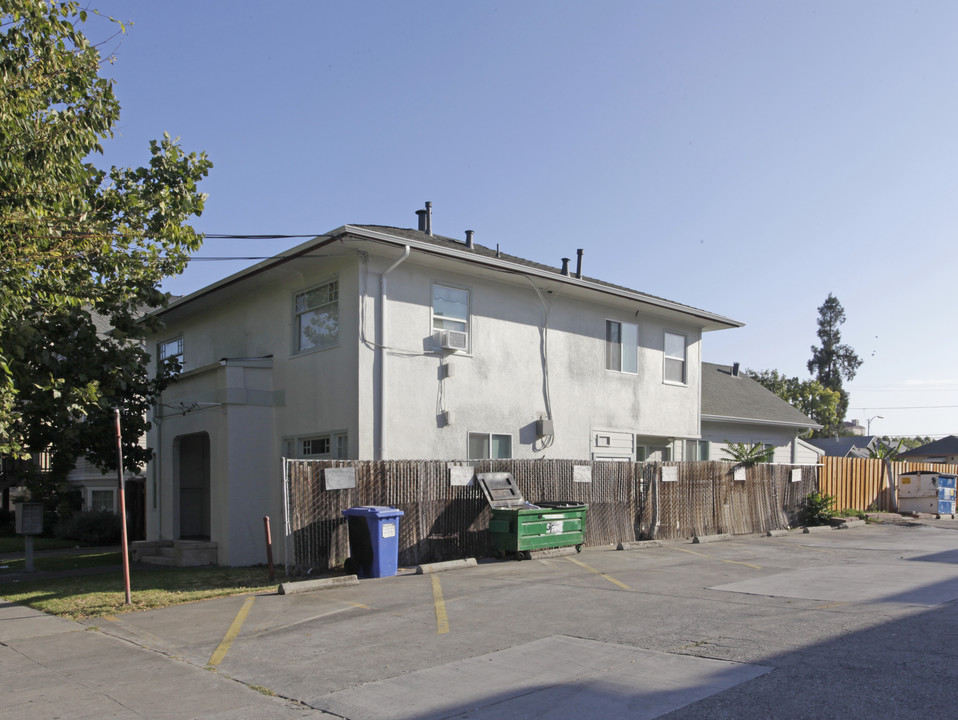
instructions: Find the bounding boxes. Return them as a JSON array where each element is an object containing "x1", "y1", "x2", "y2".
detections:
[
  {"x1": 209, "y1": 596, "x2": 255, "y2": 667},
  {"x1": 431, "y1": 574, "x2": 449, "y2": 634},
  {"x1": 672, "y1": 546, "x2": 762, "y2": 569},
  {"x1": 566, "y1": 557, "x2": 631, "y2": 590}
]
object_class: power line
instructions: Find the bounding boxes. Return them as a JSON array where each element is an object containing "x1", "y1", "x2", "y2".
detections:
[{"x1": 850, "y1": 405, "x2": 958, "y2": 410}]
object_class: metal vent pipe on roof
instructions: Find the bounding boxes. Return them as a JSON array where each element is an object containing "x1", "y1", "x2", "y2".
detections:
[
  {"x1": 465, "y1": 230, "x2": 474, "y2": 249},
  {"x1": 575, "y1": 248, "x2": 583, "y2": 279},
  {"x1": 425, "y1": 201, "x2": 433, "y2": 235},
  {"x1": 561, "y1": 258, "x2": 570, "y2": 276},
  {"x1": 416, "y1": 209, "x2": 427, "y2": 232},
  {"x1": 732, "y1": 362, "x2": 740, "y2": 377}
]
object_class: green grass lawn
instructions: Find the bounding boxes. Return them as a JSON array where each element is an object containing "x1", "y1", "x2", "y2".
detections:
[
  {"x1": 0, "y1": 549, "x2": 280, "y2": 619},
  {"x1": 0, "y1": 550, "x2": 121, "y2": 573}
]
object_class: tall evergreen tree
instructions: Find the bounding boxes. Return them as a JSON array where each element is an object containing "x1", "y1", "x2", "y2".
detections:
[{"x1": 807, "y1": 293, "x2": 862, "y2": 433}]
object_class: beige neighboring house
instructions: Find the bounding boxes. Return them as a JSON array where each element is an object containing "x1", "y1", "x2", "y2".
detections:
[{"x1": 141, "y1": 206, "x2": 753, "y2": 565}]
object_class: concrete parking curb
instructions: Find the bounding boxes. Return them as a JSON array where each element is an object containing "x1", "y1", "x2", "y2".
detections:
[
  {"x1": 616, "y1": 540, "x2": 665, "y2": 550},
  {"x1": 693, "y1": 533, "x2": 732, "y2": 544},
  {"x1": 278, "y1": 575, "x2": 359, "y2": 595},
  {"x1": 834, "y1": 519, "x2": 867, "y2": 529},
  {"x1": 803, "y1": 525, "x2": 833, "y2": 533},
  {"x1": 416, "y1": 558, "x2": 478, "y2": 574},
  {"x1": 766, "y1": 529, "x2": 790, "y2": 537}
]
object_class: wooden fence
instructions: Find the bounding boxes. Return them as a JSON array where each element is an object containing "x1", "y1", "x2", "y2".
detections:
[
  {"x1": 284, "y1": 459, "x2": 816, "y2": 575},
  {"x1": 818, "y1": 457, "x2": 958, "y2": 512}
]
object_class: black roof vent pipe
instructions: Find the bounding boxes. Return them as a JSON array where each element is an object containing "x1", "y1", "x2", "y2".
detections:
[
  {"x1": 575, "y1": 248, "x2": 584, "y2": 279},
  {"x1": 561, "y1": 258, "x2": 571, "y2": 276},
  {"x1": 416, "y1": 209, "x2": 427, "y2": 232},
  {"x1": 425, "y1": 201, "x2": 433, "y2": 235},
  {"x1": 465, "y1": 230, "x2": 474, "y2": 249},
  {"x1": 732, "y1": 362, "x2": 740, "y2": 377}
]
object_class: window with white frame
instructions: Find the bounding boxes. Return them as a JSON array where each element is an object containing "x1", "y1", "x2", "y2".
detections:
[
  {"x1": 664, "y1": 331, "x2": 687, "y2": 384},
  {"x1": 158, "y1": 336, "x2": 184, "y2": 372},
  {"x1": 432, "y1": 284, "x2": 469, "y2": 345},
  {"x1": 90, "y1": 489, "x2": 115, "y2": 513},
  {"x1": 294, "y1": 432, "x2": 348, "y2": 459},
  {"x1": 686, "y1": 440, "x2": 709, "y2": 461},
  {"x1": 468, "y1": 432, "x2": 512, "y2": 460},
  {"x1": 295, "y1": 279, "x2": 339, "y2": 353},
  {"x1": 606, "y1": 320, "x2": 638, "y2": 373}
]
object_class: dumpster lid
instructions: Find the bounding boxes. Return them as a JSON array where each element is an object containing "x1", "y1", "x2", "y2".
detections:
[{"x1": 476, "y1": 472, "x2": 527, "y2": 508}]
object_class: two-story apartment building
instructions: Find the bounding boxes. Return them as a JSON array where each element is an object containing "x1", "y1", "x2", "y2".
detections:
[{"x1": 143, "y1": 210, "x2": 755, "y2": 565}]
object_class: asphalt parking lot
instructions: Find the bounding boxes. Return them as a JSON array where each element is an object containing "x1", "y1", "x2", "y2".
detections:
[{"x1": 6, "y1": 518, "x2": 958, "y2": 719}]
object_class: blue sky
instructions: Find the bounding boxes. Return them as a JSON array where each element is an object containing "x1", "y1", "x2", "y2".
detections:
[{"x1": 88, "y1": 1, "x2": 958, "y2": 438}]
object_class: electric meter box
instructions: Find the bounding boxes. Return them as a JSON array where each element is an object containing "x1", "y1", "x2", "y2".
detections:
[{"x1": 15, "y1": 502, "x2": 44, "y2": 535}]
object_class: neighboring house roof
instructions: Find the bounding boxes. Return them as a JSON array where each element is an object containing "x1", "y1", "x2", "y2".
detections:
[
  {"x1": 159, "y1": 223, "x2": 743, "y2": 332},
  {"x1": 700, "y1": 362, "x2": 820, "y2": 430},
  {"x1": 899, "y1": 435, "x2": 958, "y2": 459},
  {"x1": 805, "y1": 435, "x2": 879, "y2": 458}
]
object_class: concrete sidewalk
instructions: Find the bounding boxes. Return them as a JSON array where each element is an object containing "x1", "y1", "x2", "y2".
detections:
[{"x1": 0, "y1": 600, "x2": 331, "y2": 719}]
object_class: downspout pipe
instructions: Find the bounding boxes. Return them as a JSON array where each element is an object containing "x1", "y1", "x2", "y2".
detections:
[{"x1": 379, "y1": 246, "x2": 411, "y2": 460}]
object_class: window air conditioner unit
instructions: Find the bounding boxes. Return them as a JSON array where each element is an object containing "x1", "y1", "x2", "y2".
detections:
[{"x1": 439, "y1": 330, "x2": 468, "y2": 351}]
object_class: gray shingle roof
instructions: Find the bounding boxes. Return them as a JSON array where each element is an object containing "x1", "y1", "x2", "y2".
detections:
[
  {"x1": 805, "y1": 436, "x2": 878, "y2": 458},
  {"x1": 701, "y1": 362, "x2": 819, "y2": 429},
  {"x1": 350, "y1": 225, "x2": 741, "y2": 329},
  {"x1": 899, "y1": 435, "x2": 958, "y2": 458}
]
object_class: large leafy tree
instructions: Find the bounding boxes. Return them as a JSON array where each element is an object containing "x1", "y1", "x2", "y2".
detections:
[
  {"x1": 807, "y1": 293, "x2": 863, "y2": 426},
  {"x1": 745, "y1": 369, "x2": 842, "y2": 438},
  {"x1": 0, "y1": 2, "x2": 210, "y2": 480}
]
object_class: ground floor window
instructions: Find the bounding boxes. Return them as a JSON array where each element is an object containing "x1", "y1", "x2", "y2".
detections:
[
  {"x1": 468, "y1": 432, "x2": 512, "y2": 460},
  {"x1": 686, "y1": 440, "x2": 709, "y2": 461},
  {"x1": 90, "y1": 489, "x2": 115, "y2": 512},
  {"x1": 291, "y1": 431, "x2": 348, "y2": 459}
]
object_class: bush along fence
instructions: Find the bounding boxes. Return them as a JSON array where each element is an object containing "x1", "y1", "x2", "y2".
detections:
[{"x1": 283, "y1": 459, "x2": 818, "y2": 575}]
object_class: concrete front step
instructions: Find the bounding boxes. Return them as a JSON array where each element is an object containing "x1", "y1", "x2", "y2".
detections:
[{"x1": 132, "y1": 540, "x2": 218, "y2": 567}]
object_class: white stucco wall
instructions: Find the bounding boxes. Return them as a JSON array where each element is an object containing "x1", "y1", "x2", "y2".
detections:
[{"x1": 363, "y1": 254, "x2": 703, "y2": 460}]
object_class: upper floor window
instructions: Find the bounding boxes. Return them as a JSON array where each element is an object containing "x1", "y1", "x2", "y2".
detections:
[
  {"x1": 606, "y1": 320, "x2": 638, "y2": 373},
  {"x1": 664, "y1": 331, "x2": 686, "y2": 384},
  {"x1": 468, "y1": 432, "x2": 512, "y2": 460},
  {"x1": 295, "y1": 279, "x2": 339, "y2": 353},
  {"x1": 432, "y1": 284, "x2": 470, "y2": 349},
  {"x1": 158, "y1": 336, "x2": 183, "y2": 372}
]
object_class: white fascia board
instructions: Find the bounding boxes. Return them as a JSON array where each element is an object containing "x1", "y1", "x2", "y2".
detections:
[
  {"x1": 701, "y1": 414, "x2": 822, "y2": 431},
  {"x1": 343, "y1": 226, "x2": 744, "y2": 331}
]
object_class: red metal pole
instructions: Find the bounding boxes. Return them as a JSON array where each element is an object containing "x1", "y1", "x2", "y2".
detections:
[
  {"x1": 263, "y1": 515, "x2": 275, "y2": 582},
  {"x1": 114, "y1": 409, "x2": 132, "y2": 605}
]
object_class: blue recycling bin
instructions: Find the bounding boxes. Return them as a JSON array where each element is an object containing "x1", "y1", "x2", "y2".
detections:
[{"x1": 342, "y1": 506, "x2": 405, "y2": 578}]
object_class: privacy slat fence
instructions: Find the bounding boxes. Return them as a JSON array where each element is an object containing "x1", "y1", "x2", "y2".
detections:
[
  {"x1": 284, "y1": 459, "x2": 816, "y2": 575},
  {"x1": 818, "y1": 458, "x2": 958, "y2": 512}
]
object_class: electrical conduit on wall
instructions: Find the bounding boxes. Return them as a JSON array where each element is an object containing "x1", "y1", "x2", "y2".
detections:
[{"x1": 378, "y1": 246, "x2": 410, "y2": 460}]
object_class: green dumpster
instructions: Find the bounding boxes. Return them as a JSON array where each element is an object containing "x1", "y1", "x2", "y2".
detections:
[{"x1": 477, "y1": 472, "x2": 588, "y2": 559}]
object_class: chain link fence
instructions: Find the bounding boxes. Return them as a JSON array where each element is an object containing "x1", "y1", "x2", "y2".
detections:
[{"x1": 284, "y1": 459, "x2": 818, "y2": 575}]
